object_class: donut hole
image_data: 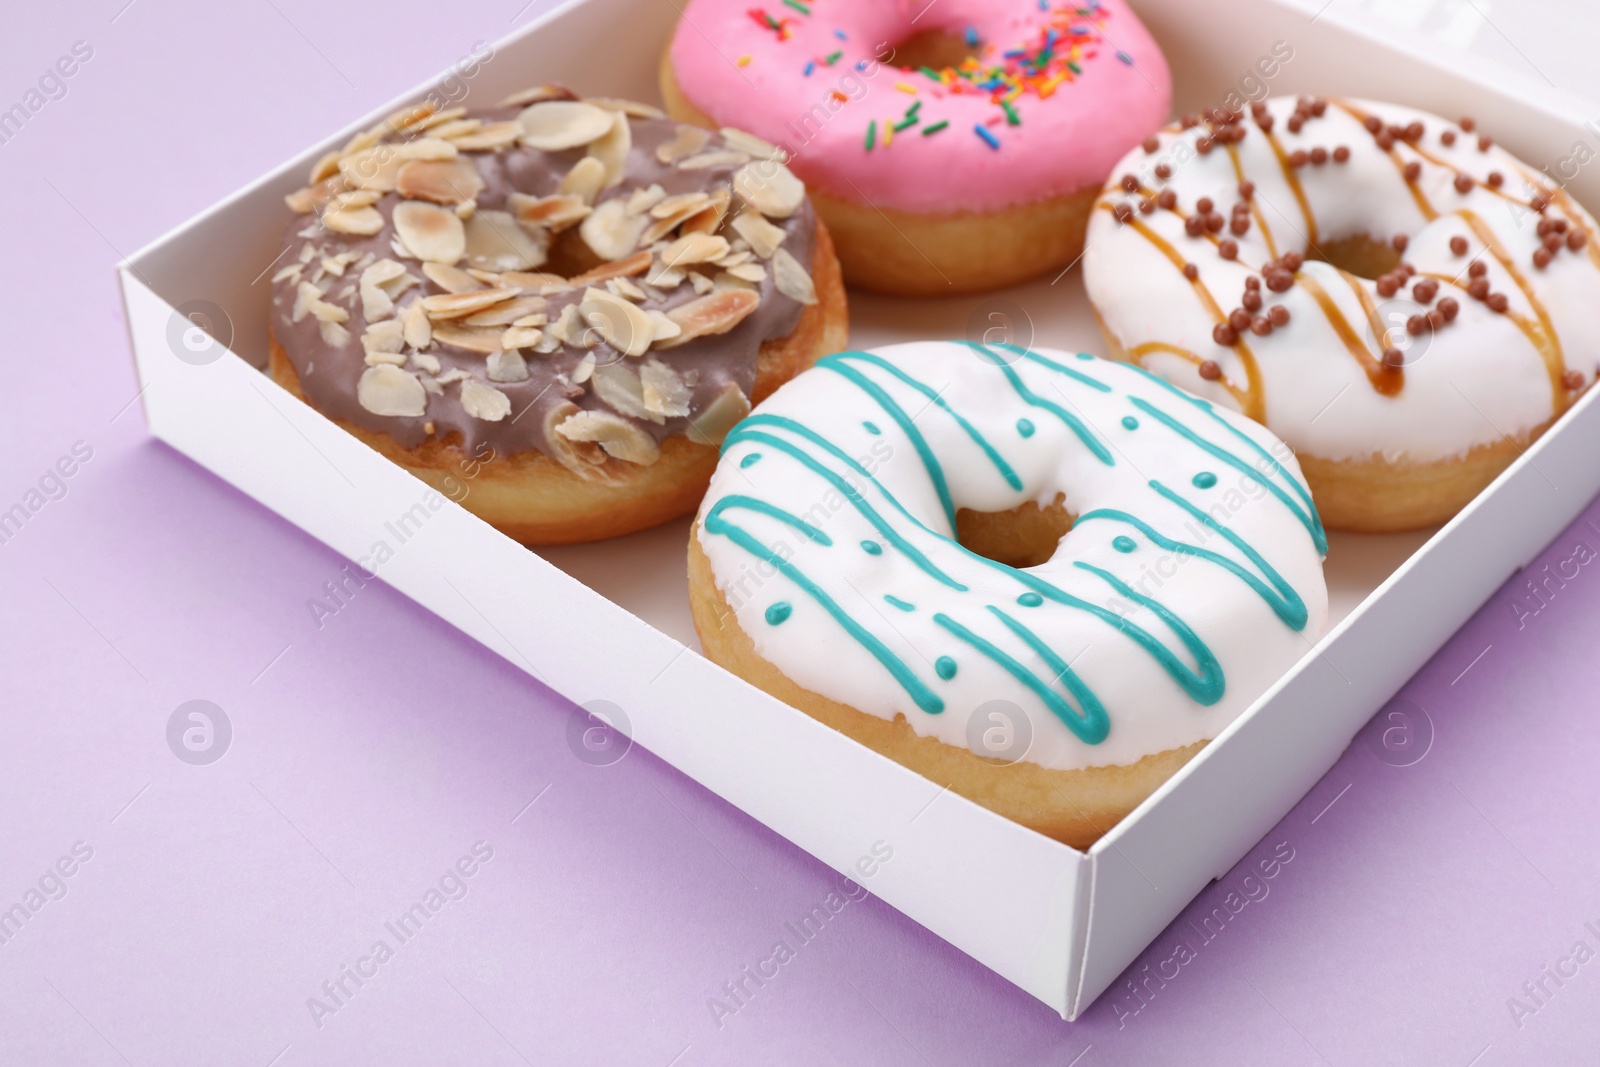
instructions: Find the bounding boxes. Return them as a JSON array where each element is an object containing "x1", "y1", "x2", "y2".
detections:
[
  {"x1": 1305, "y1": 234, "x2": 1403, "y2": 280},
  {"x1": 887, "y1": 29, "x2": 980, "y2": 73},
  {"x1": 955, "y1": 495, "x2": 1074, "y2": 569}
]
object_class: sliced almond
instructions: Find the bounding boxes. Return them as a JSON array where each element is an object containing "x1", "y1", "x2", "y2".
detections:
[
  {"x1": 557, "y1": 156, "x2": 607, "y2": 205},
  {"x1": 690, "y1": 272, "x2": 715, "y2": 295},
  {"x1": 639, "y1": 359, "x2": 692, "y2": 420},
  {"x1": 320, "y1": 320, "x2": 351, "y2": 346},
  {"x1": 579, "y1": 287, "x2": 654, "y2": 357},
  {"x1": 731, "y1": 211, "x2": 787, "y2": 259},
  {"x1": 414, "y1": 106, "x2": 467, "y2": 132},
  {"x1": 610, "y1": 276, "x2": 648, "y2": 301},
  {"x1": 686, "y1": 384, "x2": 752, "y2": 446},
  {"x1": 459, "y1": 378, "x2": 511, "y2": 422},
  {"x1": 396, "y1": 158, "x2": 484, "y2": 204},
  {"x1": 390, "y1": 138, "x2": 459, "y2": 162},
  {"x1": 645, "y1": 309, "x2": 683, "y2": 344},
  {"x1": 285, "y1": 178, "x2": 344, "y2": 214},
  {"x1": 411, "y1": 351, "x2": 441, "y2": 374},
  {"x1": 307, "y1": 150, "x2": 342, "y2": 185},
  {"x1": 463, "y1": 209, "x2": 548, "y2": 271},
  {"x1": 771, "y1": 247, "x2": 817, "y2": 304},
  {"x1": 661, "y1": 232, "x2": 730, "y2": 268},
  {"x1": 357, "y1": 365, "x2": 427, "y2": 416},
  {"x1": 386, "y1": 102, "x2": 437, "y2": 132},
  {"x1": 579, "y1": 199, "x2": 649, "y2": 261},
  {"x1": 564, "y1": 409, "x2": 664, "y2": 466},
  {"x1": 727, "y1": 262, "x2": 768, "y2": 283},
  {"x1": 501, "y1": 326, "x2": 544, "y2": 350},
  {"x1": 589, "y1": 364, "x2": 654, "y2": 422},
  {"x1": 627, "y1": 184, "x2": 668, "y2": 215},
  {"x1": 588, "y1": 110, "x2": 632, "y2": 189},
  {"x1": 486, "y1": 349, "x2": 530, "y2": 383},
  {"x1": 655, "y1": 126, "x2": 711, "y2": 165},
  {"x1": 732, "y1": 161, "x2": 805, "y2": 218},
  {"x1": 421, "y1": 287, "x2": 520, "y2": 320},
  {"x1": 339, "y1": 147, "x2": 407, "y2": 191},
  {"x1": 362, "y1": 320, "x2": 406, "y2": 364},
  {"x1": 571, "y1": 353, "x2": 597, "y2": 383},
  {"x1": 463, "y1": 295, "x2": 547, "y2": 327},
  {"x1": 679, "y1": 188, "x2": 732, "y2": 235},
  {"x1": 591, "y1": 97, "x2": 666, "y2": 119},
  {"x1": 359, "y1": 259, "x2": 409, "y2": 320},
  {"x1": 323, "y1": 205, "x2": 385, "y2": 236},
  {"x1": 657, "y1": 289, "x2": 760, "y2": 347},
  {"x1": 422, "y1": 262, "x2": 484, "y2": 293},
  {"x1": 499, "y1": 85, "x2": 574, "y2": 108},
  {"x1": 518, "y1": 100, "x2": 615, "y2": 151},
  {"x1": 569, "y1": 250, "x2": 653, "y2": 287},
  {"x1": 447, "y1": 121, "x2": 524, "y2": 152},
  {"x1": 509, "y1": 192, "x2": 591, "y2": 233},
  {"x1": 720, "y1": 127, "x2": 784, "y2": 160},
  {"x1": 394, "y1": 200, "x2": 466, "y2": 263},
  {"x1": 401, "y1": 301, "x2": 432, "y2": 348},
  {"x1": 677, "y1": 150, "x2": 749, "y2": 171},
  {"x1": 427, "y1": 118, "x2": 481, "y2": 141},
  {"x1": 549, "y1": 303, "x2": 583, "y2": 346},
  {"x1": 430, "y1": 322, "x2": 504, "y2": 353},
  {"x1": 544, "y1": 401, "x2": 607, "y2": 475}
]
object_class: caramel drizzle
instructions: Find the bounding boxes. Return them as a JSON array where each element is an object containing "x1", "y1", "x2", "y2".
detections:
[
  {"x1": 1223, "y1": 143, "x2": 1279, "y2": 259},
  {"x1": 1458, "y1": 209, "x2": 1569, "y2": 411},
  {"x1": 1101, "y1": 204, "x2": 1266, "y2": 420},
  {"x1": 1262, "y1": 128, "x2": 1319, "y2": 247},
  {"x1": 1296, "y1": 270, "x2": 1404, "y2": 396}
]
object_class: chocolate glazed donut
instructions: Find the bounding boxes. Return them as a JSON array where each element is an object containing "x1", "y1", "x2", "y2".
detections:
[{"x1": 269, "y1": 86, "x2": 847, "y2": 544}]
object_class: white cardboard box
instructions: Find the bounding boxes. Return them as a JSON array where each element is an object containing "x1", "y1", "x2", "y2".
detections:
[{"x1": 117, "y1": 0, "x2": 1600, "y2": 1018}]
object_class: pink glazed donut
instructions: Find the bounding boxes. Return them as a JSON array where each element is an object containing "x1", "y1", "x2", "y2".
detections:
[{"x1": 660, "y1": 0, "x2": 1171, "y2": 295}]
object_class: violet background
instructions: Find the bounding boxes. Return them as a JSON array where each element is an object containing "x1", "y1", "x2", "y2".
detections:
[{"x1": 3, "y1": 0, "x2": 1599, "y2": 1063}]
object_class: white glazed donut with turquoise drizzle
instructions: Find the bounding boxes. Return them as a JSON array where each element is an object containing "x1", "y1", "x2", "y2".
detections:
[{"x1": 694, "y1": 341, "x2": 1329, "y2": 772}]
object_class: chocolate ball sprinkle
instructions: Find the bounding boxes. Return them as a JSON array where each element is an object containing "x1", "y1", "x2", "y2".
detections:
[
  {"x1": 1478, "y1": 135, "x2": 1493, "y2": 151},
  {"x1": 1243, "y1": 290, "x2": 1263, "y2": 311},
  {"x1": 1488, "y1": 292, "x2": 1509, "y2": 312},
  {"x1": 1196, "y1": 197, "x2": 1214, "y2": 215},
  {"x1": 1569, "y1": 229, "x2": 1589, "y2": 251},
  {"x1": 1142, "y1": 136, "x2": 1160, "y2": 154},
  {"x1": 1487, "y1": 171, "x2": 1504, "y2": 188},
  {"x1": 1245, "y1": 275, "x2": 1260, "y2": 290},
  {"x1": 1382, "y1": 347, "x2": 1405, "y2": 367},
  {"x1": 1268, "y1": 305, "x2": 1290, "y2": 326},
  {"x1": 1454, "y1": 173, "x2": 1475, "y2": 194},
  {"x1": 1441, "y1": 130, "x2": 1457, "y2": 146},
  {"x1": 1156, "y1": 163, "x2": 1173, "y2": 180},
  {"x1": 1403, "y1": 161, "x2": 1422, "y2": 182},
  {"x1": 1238, "y1": 180, "x2": 1256, "y2": 200},
  {"x1": 1468, "y1": 277, "x2": 1491, "y2": 299},
  {"x1": 1183, "y1": 263, "x2": 1200, "y2": 280},
  {"x1": 1310, "y1": 146, "x2": 1328, "y2": 165},
  {"x1": 1564, "y1": 370, "x2": 1585, "y2": 390},
  {"x1": 1199, "y1": 358, "x2": 1223, "y2": 379},
  {"x1": 1229, "y1": 307, "x2": 1251, "y2": 331},
  {"x1": 1120, "y1": 174, "x2": 1139, "y2": 192},
  {"x1": 1450, "y1": 235, "x2": 1469, "y2": 256},
  {"x1": 1158, "y1": 188, "x2": 1178, "y2": 209},
  {"x1": 1333, "y1": 145, "x2": 1351, "y2": 163},
  {"x1": 1406, "y1": 314, "x2": 1427, "y2": 335},
  {"x1": 1250, "y1": 317, "x2": 1273, "y2": 336},
  {"x1": 1468, "y1": 260, "x2": 1488, "y2": 278},
  {"x1": 1460, "y1": 117, "x2": 1476, "y2": 132},
  {"x1": 1533, "y1": 247, "x2": 1553, "y2": 269},
  {"x1": 1219, "y1": 238, "x2": 1239, "y2": 260},
  {"x1": 1439, "y1": 297, "x2": 1460, "y2": 321},
  {"x1": 1230, "y1": 216, "x2": 1250, "y2": 236},
  {"x1": 1392, "y1": 234, "x2": 1409, "y2": 253}
]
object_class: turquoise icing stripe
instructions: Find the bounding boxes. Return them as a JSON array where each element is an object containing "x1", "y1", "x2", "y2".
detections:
[
  {"x1": 986, "y1": 606, "x2": 1110, "y2": 743},
  {"x1": 934, "y1": 612, "x2": 1108, "y2": 743},
  {"x1": 828, "y1": 352, "x2": 1023, "y2": 491},
  {"x1": 704, "y1": 494, "x2": 833, "y2": 546},
  {"x1": 815, "y1": 357, "x2": 960, "y2": 530},
  {"x1": 726, "y1": 419, "x2": 967, "y2": 590},
  {"x1": 958, "y1": 342, "x2": 1115, "y2": 464},
  {"x1": 703, "y1": 509, "x2": 945, "y2": 714}
]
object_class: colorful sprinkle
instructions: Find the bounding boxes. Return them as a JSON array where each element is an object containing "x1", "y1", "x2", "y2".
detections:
[
  {"x1": 922, "y1": 120, "x2": 950, "y2": 136},
  {"x1": 737, "y1": 54, "x2": 753, "y2": 67},
  {"x1": 1001, "y1": 100, "x2": 1021, "y2": 126},
  {"x1": 1116, "y1": 50, "x2": 1132, "y2": 64},
  {"x1": 892, "y1": 116, "x2": 919, "y2": 132},
  {"x1": 781, "y1": 0, "x2": 810, "y2": 14},
  {"x1": 833, "y1": 28, "x2": 847, "y2": 40},
  {"x1": 894, "y1": 81, "x2": 919, "y2": 94},
  {"x1": 865, "y1": 119, "x2": 877, "y2": 151},
  {"x1": 975, "y1": 125, "x2": 1001, "y2": 149},
  {"x1": 803, "y1": 60, "x2": 815, "y2": 76},
  {"x1": 825, "y1": 49, "x2": 843, "y2": 65}
]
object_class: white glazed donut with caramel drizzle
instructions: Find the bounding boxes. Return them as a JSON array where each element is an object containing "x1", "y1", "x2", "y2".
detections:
[{"x1": 1083, "y1": 95, "x2": 1600, "y2": 531}]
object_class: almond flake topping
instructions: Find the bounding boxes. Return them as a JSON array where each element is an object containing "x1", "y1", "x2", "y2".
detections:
[
  {"x1": 421, "y1": 287, "x2": 521, "y2": 321},
  {"x1": 719, "y1": 128, "x2": 784, "y2": 160},
  {"x1": 517, "y1": 101, "x2": 615, "y2": 151},
  {"x1": 579, "y1": 199, "x2": 649, "y2": 261},
  {"x1": 732, "y1": 161, "x2": 805, "y2": 218},
  {"x1": 509, "y1": 192, "x2": 591, "y2": 233},
  {"x1": 486, "y1": 349, "x2": 530, "y2": 382},
  {"x1": 357, "y1": 365, "x2": 427, "y2": 416},
  {"x1": 660, "y1": 232, "x2": 730, "y2": 268},
  {"x1": 731, "y1": 211, "x2": 787, "y2": 259},
  {"x1": 421, "y1": 262, "x2": 484, "y2": 293},
  {"x1": 590, "y1": 97, "x2": 666, "y2": 119},
  {"x1": 447, "y1": 121, "x2": 524, "y2": 152},
  {"x1": 557, "y1": 156, "x2": 607, "y2": 205},
  {"x1": 771, "y1": 247, "x2": 818, "y2": 304},
  {"x1": 579, "y1": 287, "x2": 654, "y2": 357},
  {"x1": 588, "y1": 110, "x2": 632, "y2": 189},
  {"x1": 396, "y1": 158, "x2": 484, "y2": 204},
  {"x1": 323, "y1": 205, "x2": 385, "y2": 236},
  {"x1": 686, "y1": 384, "x2": 752, "y2": 446},
  {"x1": 463, "y1": 209, "x2": 548, "y2": 271},
  {"x1": 656, "y1": 288, "x2": 760, "y2": 347},
  {"x1": 677, "y1": 150, "x2": 749, "y2": 171},
  {"x1": 459, "y1": 378, "x2": 511, "y2": 422},
  {"x1": 655, "y1": 126, "x2": 711, "y2": 165},
  {"x1": 394, "y1": 200, "x2": 466, "y2": 263},
  {"x1": 430, "y1": 323, "x2": 503, "y2": 354}
]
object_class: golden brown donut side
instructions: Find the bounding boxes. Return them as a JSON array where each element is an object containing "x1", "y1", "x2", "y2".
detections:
[
  {"x1": 270, "y1": 224, "x2": 848, "y2": 545},
  {"x1": 659, "y1": 51, "x2": 1098, "y2": 297},
  {"x1": 688, "y1": 527, "x2": 1206, "y2": 849}
]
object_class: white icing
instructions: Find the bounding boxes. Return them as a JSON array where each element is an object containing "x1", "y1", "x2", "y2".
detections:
[
  {"x1": 1084, "y1": 96, "x2": 1600, "y2": 464},
  {"x1": 694, "y1": 342, "x2": 1329, "y2": 773}
]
